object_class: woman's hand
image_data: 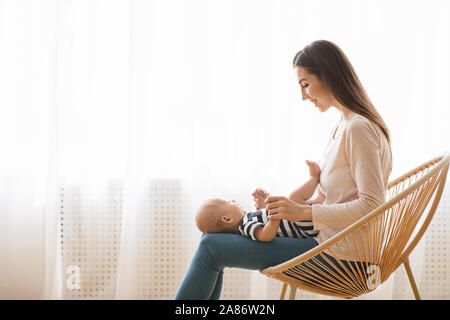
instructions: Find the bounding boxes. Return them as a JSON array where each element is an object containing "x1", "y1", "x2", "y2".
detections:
[{"x1": 265, "y1": 196, "x2": 312, "y2": 221}]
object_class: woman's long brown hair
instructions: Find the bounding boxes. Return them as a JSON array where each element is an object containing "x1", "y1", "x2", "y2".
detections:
[{"x1": 293, "y1": 40, "x2": 392, "y2": 150}]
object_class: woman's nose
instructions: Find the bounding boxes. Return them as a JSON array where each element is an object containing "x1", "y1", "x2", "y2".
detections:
[
  {"x1": 301, "y1": 88, "x2": 309, "y2": 101},
  {"x1": 303, "y1": 92, "x2": 314, "y2": 102}
]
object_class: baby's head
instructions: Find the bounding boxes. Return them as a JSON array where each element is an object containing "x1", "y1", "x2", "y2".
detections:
[{"x1": 195, "y1": 198, "x2": 246, "y2": 234}]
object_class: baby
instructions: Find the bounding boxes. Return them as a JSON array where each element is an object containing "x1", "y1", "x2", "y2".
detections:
[{"x1": 195, "y1": 160, "x2": 321, "y2": 242}]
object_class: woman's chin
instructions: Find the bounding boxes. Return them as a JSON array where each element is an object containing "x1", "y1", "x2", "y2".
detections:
[{"x1": 317, "y1": 104, "x2": 330, "y2": 113}]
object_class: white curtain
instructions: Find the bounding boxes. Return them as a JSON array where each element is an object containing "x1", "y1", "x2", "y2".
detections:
[{"x1": 0, "y1": 0, "x2": 449, "y2": 300}]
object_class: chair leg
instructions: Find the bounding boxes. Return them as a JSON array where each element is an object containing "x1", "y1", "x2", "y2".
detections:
[
  {"x1": 288, "y1": 285, "x2": 297, "y2": 300},
  {"x1": 279, "y1": 283, "x2": 288, "y2": 300},
  {"x1": 404, "y1": 259, "x2": 421, "y2": 300}
]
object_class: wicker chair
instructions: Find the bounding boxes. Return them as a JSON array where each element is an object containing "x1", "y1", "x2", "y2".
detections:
[{"x1": 260, "y1": 154, "x2": 449, "y2": 300}]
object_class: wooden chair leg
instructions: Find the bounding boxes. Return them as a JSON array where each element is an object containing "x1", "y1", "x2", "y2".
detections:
[
  {"x1": 279, "y1": 283, "x2": 288, "y2": 300},
  {"x1": 288, "y1": 285, "x2": 297, "y2": 300},
  {"x1": 404, "y1": 259, "x2": 421, "y2": 300}
]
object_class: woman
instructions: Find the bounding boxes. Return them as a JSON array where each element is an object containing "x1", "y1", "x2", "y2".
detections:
[{"x1": 174, "y1": 40, "x2": 393, "y2": 300}]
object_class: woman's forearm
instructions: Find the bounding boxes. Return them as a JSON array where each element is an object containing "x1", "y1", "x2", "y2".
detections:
[{"x1": 302, "y1": 205, "x2": 313, "y2": 220}]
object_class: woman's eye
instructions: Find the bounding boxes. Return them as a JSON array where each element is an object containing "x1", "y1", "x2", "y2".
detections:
[{"x1": 302, "y1": 83, "x2": 309, "y2": 89}]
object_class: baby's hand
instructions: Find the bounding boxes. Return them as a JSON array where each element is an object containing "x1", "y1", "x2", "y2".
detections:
[
  {"x1": 251, "y1": 188, "x2": 270, "y2": 210},
  {"x1": 306, "y1": 160, "x2": 321, "y2": 178}
]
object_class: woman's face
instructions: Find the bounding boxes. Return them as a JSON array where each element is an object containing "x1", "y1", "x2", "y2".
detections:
[{"x1": 295, "y1": 66, "x2": 335, "y2": 112}]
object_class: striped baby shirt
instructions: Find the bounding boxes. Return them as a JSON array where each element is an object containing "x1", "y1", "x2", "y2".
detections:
[{"x1": 238, "y1": 207, "x2": 318, "y2": 241}]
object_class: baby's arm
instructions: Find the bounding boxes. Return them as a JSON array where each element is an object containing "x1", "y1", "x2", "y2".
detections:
[
  {"x1": 307, "y1": 188, "x2": 326, "y2": 205},
  {"x1": 254, "y1": 219, "x2": 280, "y2": 242},
  {"x1": 288, "y1": 160, "x2": 321, "y2": 204}
]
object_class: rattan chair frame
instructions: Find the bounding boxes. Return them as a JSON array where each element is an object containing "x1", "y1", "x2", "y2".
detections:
[{"x1": 260, "y1": 154, "x2": 449, "y2": 300}]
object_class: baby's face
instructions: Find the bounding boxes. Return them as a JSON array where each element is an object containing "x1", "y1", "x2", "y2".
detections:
[
  {"x1": 206, "y1": 198, "x2": 246, "y2": 221},
  {"x1": 223, "y1": 199, "x2": 247, "y2": 219}
]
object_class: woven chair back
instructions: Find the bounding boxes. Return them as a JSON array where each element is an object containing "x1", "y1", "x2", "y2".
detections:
[{"x1": 261, "y1": 154, "x2": 449, "y2": 298}]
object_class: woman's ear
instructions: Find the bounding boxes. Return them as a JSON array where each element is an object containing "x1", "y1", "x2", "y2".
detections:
[{"x1": 221, "y1": 216, "x2": 233, "y2": 224}]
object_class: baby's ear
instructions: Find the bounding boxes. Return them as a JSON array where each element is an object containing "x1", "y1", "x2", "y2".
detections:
[{"x1": 221, "y1": 216, "x2": 233, "y2": 224}]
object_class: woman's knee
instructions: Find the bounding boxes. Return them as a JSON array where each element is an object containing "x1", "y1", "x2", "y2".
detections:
[
  {"x1": 198, "y1": 233, "x2": 218, "y2": 250},
  {"x1": 196, "y1": 233, "x2": 223, "y2": 269},
  {"x1": 197, "y1": 233, "x2": 243, "y2": 269}
]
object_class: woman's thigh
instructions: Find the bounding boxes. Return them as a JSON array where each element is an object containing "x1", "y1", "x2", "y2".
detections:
[{"x1": 199, "y1": 233, "x2": 318, "y2": 271}]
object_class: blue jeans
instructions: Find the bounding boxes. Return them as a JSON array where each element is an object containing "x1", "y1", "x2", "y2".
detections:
[{"x1": 174, "y1": 233, "x2": 319, "y2": 300}]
